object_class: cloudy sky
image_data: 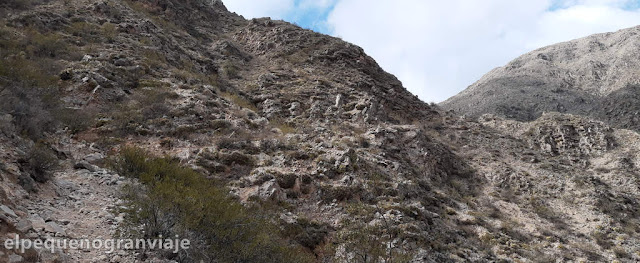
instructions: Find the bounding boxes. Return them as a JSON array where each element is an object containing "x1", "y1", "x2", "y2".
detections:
[{"x1": 223, "y1": 0, "x2": 640, "y2": 102}]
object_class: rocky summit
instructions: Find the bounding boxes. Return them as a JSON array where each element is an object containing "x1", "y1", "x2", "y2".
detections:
[
  {"x1": 441, "y1": 25, "x2": 640, "y2": 131},
  {"x1": 1, "y1": 1, "x2": 640, "y2": 262}
]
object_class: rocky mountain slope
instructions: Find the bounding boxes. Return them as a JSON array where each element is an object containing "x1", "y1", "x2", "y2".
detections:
[
  {"x1": 1, "y1": 0, "x2": 640, "y2": 262},
  {"x1": 440, "y1": 25, "x2": 640, "y2": 130}
]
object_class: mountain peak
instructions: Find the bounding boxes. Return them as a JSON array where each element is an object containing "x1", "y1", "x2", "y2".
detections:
[{"x1": 441, "y1": 25, "x2": 640, "y2": 124}]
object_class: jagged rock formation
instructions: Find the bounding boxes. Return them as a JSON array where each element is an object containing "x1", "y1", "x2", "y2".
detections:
[
  {"x1": 441, "y1": 25, "x2": 640, "y2": 131},
  {"x1": 0, "y1": 1, "x2": 640, "y2": 262}
]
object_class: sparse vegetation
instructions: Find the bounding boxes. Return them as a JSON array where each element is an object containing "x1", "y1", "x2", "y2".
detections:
[
  {"x1": 23, "y1": 143, "x2": 59, "y2": 183},
  {"x1": 68, "y1": 21, "x2": 99, "y2": 39},
  {"x1": 141, "y1": 49, "x2": 168, "y2": 70},
  {"x1": 282, "y1": 218, "x2": 330, "y2": 252},
  {"x1": 222, "y1": 61, "x2": 240, "y2": 79},
  {"x1": 221, "y1": 91, "x2": 258, "y2": 112},
  {"x1": 112, "y1": 147, "x2": 314, "y2": 263},
  {"x1": 101, "y1": 22, "x2": 117, "y2": 42},
  {"x1": 331, "y1": 205, "x2": 413, "y2": 263},
  {"x1": 271, "y1": 118, "x2": 297, "y2": 134}
]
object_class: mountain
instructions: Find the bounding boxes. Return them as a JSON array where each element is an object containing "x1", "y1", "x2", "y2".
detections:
[
  {"x1": 441, "y1": 25, "x2": 640, "y2": 131},
  {"x1": 1, "y1": 1, "x2": 640, "y2": 262}
]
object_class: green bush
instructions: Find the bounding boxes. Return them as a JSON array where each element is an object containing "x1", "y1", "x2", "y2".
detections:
[
  {"x1": 282, "y1": 218, "x2": 329, "y2": 251},
  {"x1": 0, "y1": 57, "x2": 59, "y2": 89},
  {"x1": 24, "y1": 30, "x2": 68, "y2": 58},
  {"x1": 108, "y1": 147, "x2": 149, "y2": 179},
  {"x1": 55, "y1": 108, "x2": 95, "y2": 134},
  {"x1": 24, "y1": 143, "x2": 59, "y2": 183},
  {"x1": 101, "y1": 22, "x2": 118, "y2": 42},
  {"x1": 67, "y1": 22, "x2": 100, "y2": 39},
  {"x1": 221, "y1": 92, "x2": 258, "y2": 111},
  {"x1": 112, "y1": 147, "x2": 313, "y2": 263}
]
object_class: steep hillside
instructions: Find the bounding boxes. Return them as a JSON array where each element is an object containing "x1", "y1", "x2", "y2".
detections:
[
  {"x1": 440, "y1": 25, "x2": 640, "y2": 129},
  {"x1": 1, "y1": 1, "x2": 640, "y2": 263}
]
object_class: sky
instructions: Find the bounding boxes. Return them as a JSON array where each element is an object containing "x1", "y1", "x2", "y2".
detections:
[{"x1": 223, "y1": 0, "x2": 640, "y2": 102}]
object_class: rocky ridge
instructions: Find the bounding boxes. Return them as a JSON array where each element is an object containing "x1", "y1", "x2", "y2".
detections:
[
  {"x1": 441, "y1": 25, "x2": 640, "y2": 130},
  {"x1": 0, "y1": 0, "x2": 640, "y2": 262}
]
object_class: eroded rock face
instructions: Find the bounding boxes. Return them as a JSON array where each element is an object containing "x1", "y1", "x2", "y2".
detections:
[{"x1": 524, "y1": 113, "x2": 616, "y2": 157}]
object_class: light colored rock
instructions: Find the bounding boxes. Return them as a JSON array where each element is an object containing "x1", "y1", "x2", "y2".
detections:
[
  {"x1": 83, "y1": 153, "x2": 104, "y2": 163},
  {"x1": 15, "y1": 219, "x2": 33, "y2": 233},
  {"x1": 8, "y1": 254, "x2": 23, "y2": 263},
  {"x1": 0, "y1": 205, "x2": 17, "y2": 218},
  {"x1": 46, "y1": 221, "x2": 66, "y2": 236}
]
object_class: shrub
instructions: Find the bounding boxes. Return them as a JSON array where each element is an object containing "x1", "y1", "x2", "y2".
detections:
[
  {"x1": 101, "y1": 22, "x2": 117, "y2": 42},
  {"x1": 331, "y1": 208, "x2": 413, "y2": 263},
  {"x1": 110, "y1": 106, "x2": 143, "y2": 135},
  {"x1": 222, "y1": 61, "x2": 240, "y2": 79},
  {"x1": 24, "y1": 143, "x2": 59, "y2": 183},
  {"x1": 0, "y1": 57, "x2": 59, "y2": 89},
  {"x1": 0, "y1": 79, "x2": 59, "y2": 140},
  {"x1": 320, "y1": 185, "x2": 362, "y2": 203},
  {"x1": 259, "y1": 138, "x2": 291, "y2": 153},
  {"x1": 67, "y1": 22, "x2": 99, "y2": 39},
  {"x1": 22, "y1": 29, "x2": 75, "y2": 60},
  {"x1": 218, "y1": 151, "x2": 254, "y2": 166},
  {"x1": 613, "y1": 246, "x2": 629, "y2": 259},
  {"x1": 591, "y1": 230, "x2": 613, "y2": 249},
  {"x1": 0, "y1": 28, "x2": 77, "y2": 140},
  {"x1": 221, "y1": 92, "x2": 258, "y2": 111},
  {"x1": 216, "y1": 138, "x2": 260, "y2": 154},
  {"x1": 142, "y1": 49, "x2": 168, "y2": 70},
  {"x1": 275, "y1": 172, "x2": 297, "y2": 189},
  {"x1": 112, "y1": 147, "x2": 313, "y2": 262},
  {"x1": 209, "y1": 119, "x2": 233, "y2": 133},
  {"x1": 55, "y1": 107, "x2": 95, "y2": 134},
  {"x1": 282, "y1": 218, "x2": 330, "y2": 251},
  {"x1": 108, "y1": 147, "x2": 149, "y2": 178}
]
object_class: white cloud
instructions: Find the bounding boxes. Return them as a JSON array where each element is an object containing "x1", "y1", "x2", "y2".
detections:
[
  {"x1": 223, "y1": 0, "x2": 295, "y2": 19},
  {"x1": 530, "y1": 5, "x2": 640, "y2": 49},
  {"x1": 327, "y1": 0, "x2": 640, "y2": 102},
  {"x1": 222, "y1": 0, "x2": 640, "y2": 102},
  {"x1": 223, "y1": 0, "x2": 336, "y2": 20}
]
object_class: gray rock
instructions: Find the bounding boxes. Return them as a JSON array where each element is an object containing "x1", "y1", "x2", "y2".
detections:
[
  {"x1": 83, "y1": 153, "x2": 104, "y2": 163},
  {"x1": 0, "y1": 205, "x2": 17, "y2": 218},
  {"x1": 29, "y1": 215, "x2": 48, "y2": 232},
  {"x1": 335, "y1": 94, "x2": 343, "y2": 108},
  {"x1": 15, "y1": 219, "x2": 33, "y2": 233},
  {"x1": 74, "y1": 161, "x2": 98, "y2": 172},
  {"x1": 46, "y1": 221, "x2": 67, "y2": 236},
  {"x1": 289, "y1": 102, "x2": 302, "y2": 116},
  {"x1": 8, "y1": 254, "x2": 23, "y2": 263}
]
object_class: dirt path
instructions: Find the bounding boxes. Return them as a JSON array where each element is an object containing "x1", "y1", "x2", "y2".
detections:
[{"x1": 21, "y1": 162, "x2": 137, "y2": 263}]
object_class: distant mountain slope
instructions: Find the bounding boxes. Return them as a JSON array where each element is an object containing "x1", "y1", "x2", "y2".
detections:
[{"x1": 441, "y1": 25, "x2": 640, "y2": 128}]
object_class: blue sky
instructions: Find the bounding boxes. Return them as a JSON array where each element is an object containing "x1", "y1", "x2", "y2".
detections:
[
  {"x1": 283, "y1": 0, "x2": 336, "y2": 33},
  {"x1": 224, "y1": 0, "x2": 640, "y2": 102}
]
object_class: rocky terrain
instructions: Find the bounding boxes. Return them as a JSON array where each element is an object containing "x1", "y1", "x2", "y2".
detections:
[
  {"x1": 0, "y1": 0, "x2": 640, "y2": 262},
  {"x1": 440, "y1": 25, "x2": 640, "y2": 131}
]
